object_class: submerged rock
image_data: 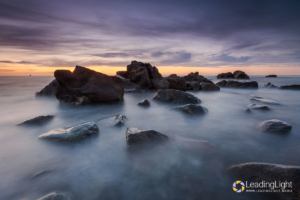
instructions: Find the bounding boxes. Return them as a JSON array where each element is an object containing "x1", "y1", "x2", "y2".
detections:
[
  {"x1": 126, "y1": 127, "x2": 169, "y2": 150},
  {"x1": 171, "y1": 104, "x2": 208, "y2": 115},
  {"x1": 250, "y1": 95, "x2": 279, "y2": 105},
  {"x1": 138, "y1": 99, "x2": 150, "y2": 107},
  {"x1": 17, "y1": 115, "x2": 54, "y2": 126},
  {"x1": 35, "y1": 79, "x2": 58, "y2": 97},
  {"x1": 244, "y1": 108, "x2": 251, "y2": 113},
  {"x1": 247, "y1": 104, "x2": 271, "y2": 110},
  {"x1": 152, "y1": 89, "x2": 201, "y2": 104},
  {"x1": 39, "y1": 122, "x2": 99, "y2": 141},
  {"x1": 175, "y1": 137, "x2": 215, "y2": 153},
  {"x1": 279, "y1": 84, "x2": 300, "y2": 90},
  {"x1": 216, "y1": 80, "x2": 258, "y2": 88},
  {"x1": 266, "y1": 74, "x2": 277, "y2": 77},
  {"x1": 257, "y1": 119, "x2": 292, "y2": 133},
  {"x1": 55, "y1": 65, "x2": 124, "y2": 104},
  {"x1": 228, "y1": 162, "x2": 300, "y2": 200},
  {"x1": 263, "y1": 82, "x2": 278, "y2": 88},
  {"x1": 200, "y1": 82, "x2": 220, "y2": 91},
  {"x1": 30, "y1": 170, "x2": 54, "y2": 180},
  {"x1": 165, "y1": 75, "x2": 186, "y2": 91},
  {"x1": 97, "y1": 115, "x2": 127, "y2": 126},
  {"x1": 37, "y1": 192, "x2": 71, "y2": 200}
]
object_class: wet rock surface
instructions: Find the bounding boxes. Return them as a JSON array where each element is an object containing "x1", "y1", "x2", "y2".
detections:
[
  {"x1": 17, "y1": 115, "x2": 54, "y2": 126},
  {"x1": 200, "y1": 82, "x2": 220, "y2": 91},
  {"x1": 257, "y1": 119, "x2": 292, "y2": 133},
  {"x1": 138, "y1": 99, "x2": 150, "y2": 107},
  {"x1": 250, "y1": 95, "x2": 280, "y2": 105},
  {"x1": 247, "y1": 104, "x2": 271, "y2": 110},
  {"x1": 171, "y1": 104, "x2": 208, "y2": 115},
  {"x1": 97, "y1": 115, "x2": 127, "y2": 126},
  {"x1": 152, "y1": 89, "x2": 201, "y2": 104}
]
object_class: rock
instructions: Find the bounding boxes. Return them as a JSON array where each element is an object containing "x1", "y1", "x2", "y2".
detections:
[
  {"x1": 17, "y1": 115, "x2": 54, "y2": 126},
  {"x1": 35, "y1": 79, "x2": 58, "y2": 97},
  {"x1": 97, "y1": 115, "x2": 127, "y2": 126},
  {"x1": 171, "y1": 104, "x2": 208, "y2": 115},
  {"x1": 186, "y1": 81, "x2": 200, "y2": 91},
  {"x1": 152, "y1": 89, "x2": 201, "y2": 104},
  {"x1": 216, "y1": 80, "x2": 258, "y2": 88},
  {"x1": 244, "y1": 108, "x2": 251, "y2": 113},
  {"x1": 138, "y1": 99, "x2": 150, "y2": 107},
  {"x1": 39, "y1": 122, "x2": 99, "y2": 141},
  {"x1": 37, "y1": 192, "x2": 71, "y2": 200},
  {"x1": 126, "y1": 127, "x2": 169, "y2": 150},
  {"x1": 55, "y1": 66, "x2": 124, "y2": 104},
  {"x1": 233, "y1": 70, "x2": 249, "y2": 79},
  {"x1": 184, "y1": 72, "x2": 214, "y2": 84},
  {"x1": 30, "y1": 170, "x2": 54, "y2": 180},
  {"x1": 114, "y1": 76, "x2": 142, "y2": 91},
  {"x1": 279, "y1": 84, "x2": 300, "y2": 90},
  {"x1": 165, "y1": 75, "x2": 186, "y2": 91},
  {"x1": 266, "y1": 74, "x2": 277, "y2": 77},
  {"x1": 217, "y1": 72, "x2": 234, "y2": 79},
  {"x1": 263, "y1": 82, "x2": 278, "y2": 88},
  {"x1": 116, "y1": 71, "x2": 129, "y2": 79},
  {"x1": 257, "y1": 119, "x2": 292, "y2": 133},
  {"x1": 75, "y1": 96, "x2": 91, "y2": 105},
  {"x1": 247, "y1": 104, "x2": 271, "y2": 110},
  {"x1": 150, "y1": 79, "x2": 169, "y2": 90},
  {"x1": 228, "y1": 162, "x2": 300, "y2": 200},
  {"x1": 200, "y1": 82, "x2": 220, "y2": 91},
  {"x1": 175, "y1": 137, "x2": 215, "y2": 153},
  {"x1": 250, "y1": 95, "x2": 279, "y2": 105}
]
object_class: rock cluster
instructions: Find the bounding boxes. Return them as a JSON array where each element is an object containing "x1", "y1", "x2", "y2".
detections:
[
  {"x1": 165, "y1": 74, "x2": 187, "y2": 91},
  {"x1": 217, "y1": 70, "x2": 249, "y2": 79},
  {"x1": 152, "y1": 89, "x2": 201, "y2": 104}
]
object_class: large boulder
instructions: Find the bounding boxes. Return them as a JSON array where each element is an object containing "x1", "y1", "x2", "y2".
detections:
[
  {"x1": 250, "y1": 95, "x2": 279, "y2": 105},
  {"x1": 126, "y1": 127, "x2": 169, "y2": 150},
  {"x1": 184, "y1": 72, "x2": 214, "y2": 84},
  {"x1": 165, "y1": 75, "x2": 186, "y2": 91},
  {"x1": 37, "y1": 192, "x2": 71, "y2": 200},
  {"x1": 257, "y1": 119, "x2": 292, "y2": 133},
  {"x1": 55, "y1": 66, "x2": 124, "y2": 104},
  {"x1": 266, "y1": 74, "x2": 277, "y2": 77},
  {"x1": 233, "y1": 70, "x2": 249, "y2": 79},
  {"x1": 97, "y1": 115, "x2": 127, "y2": 126},
  {"x1": 216, "y1": 72, "x2": 234, "y2": 79},
  {"x1": 35, "y1": 79, "x2": 58, "y2": 97},
  {"x1": 228, "y1": 162, "x2": 299, "y2": 200},
  {"x1": 39, "y1": 122, "x2": 99, "y2": 141},
  {"x1": 150, "y1": 79, "x2": 169, "y2": 90},
  {"x1": 186, "y1": 81, "x2": 200, "y2": 91},
  {"x1": 279, "y1": 85, "x2": 300, "y2": 90},
  {"x1": 171, "y1": 104, "x2": 208, "y2": 115},
  {"x1": 263, "y1": 82, "x2": 278, "y2": 88},
  {"x1": 216, "y1": 80, "x2": 258, "y2": 88},
  {"x1": 200, "y1": 82, "x2": 220, "y2": 91},
  {"x1": 17, "y1": 115, "x2": 54, "y2": 126},
  {"x1": 152, "y1": 89, "x2": 201, "y2": 104}
]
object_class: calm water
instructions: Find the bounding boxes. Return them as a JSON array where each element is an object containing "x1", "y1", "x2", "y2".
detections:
[{"x1": 0, "y1": 76, "x2": 299, "y2": 200}]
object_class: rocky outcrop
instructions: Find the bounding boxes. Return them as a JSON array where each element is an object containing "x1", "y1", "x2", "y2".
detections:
[
  {"x1": 200, "y1": 82, "x2": 220, "y2": 91},
  {"x1": 126, "y1": 127, "x2": 169, "y2": 150},
  {"x1": 257, "y1": 119, "x2": 292, "y2": 133},
  {"x1": 37, "y1": 192, "x2": 71, "y2": 200},
  {"x1": 171, "y1": 104, "x2": 208, "y2": 115},
  {"x1": 266, "y1": 74, "x2": 277, "y2": 77},
  {"x1": 250, "y1": 95, "x2": 279, "y2": 105},
  {"x1": 228, "y1": 162, "x2": 300, "y2": 200},
  {"x1": 152, "y1": 89, "x2": 201, "y2": 104},
  {"x1": 97, "y1": 115, "x2": 127, "y2": 126},
  {"x1": 184, "y1": 72, "x2": 214, "y2": 84},
  {"x1": 217, "y1": 70, "x2": 249, "y2": 79},
  {"x1": 279, "y1": 84, "x2": 300, "y2": 90},
  {"x1": 150, "y1": 79, "x2": 169, "y2": 89},
  {"x1": 186, "y1": 81, "x2": 200, "y2": 91},
  {"x1": 138, "y1": 99, "x2": 150, "y2": 107},
  {"x1": 35, "y1": 79, "x2": 58, "y2": 97},
  {"x1": 165, "y1": 74, "x2": 186, "y2": 91},
  {"x1": 17, "y1": 115, "x2": 54, "y2": 126},
  {"x1": 39, "y1": 122, "x2": 99, "y2": 141},
  {"x1": 247, "y1": 104, "x2": 270, "y2": 111},
  {"x1": 263, "y1": 82, "x2": 278, "y2": 88},
  {"x1": 216, "y1": 80, "x2": 258, "y2": 88},
  {"x1": 55, "y1": 66, "x2": 124, "y2": 104}
]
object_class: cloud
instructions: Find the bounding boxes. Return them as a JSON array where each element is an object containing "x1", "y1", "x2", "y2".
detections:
[
  {"x1": 0, "y1": 69, "x2": 15, "y2": 72},
  {"x1": 92, "y1": 53, "x2": 130, "y2": 58},
  {"x1": 0, "y1": 60, "x2": 35, "y2": 64},
  {"x1": 212, "y1": 54, "x2": 250, "y2": 62},
  {"x1": 0, "y1": 61, "x2": 13, "y2": 63}
]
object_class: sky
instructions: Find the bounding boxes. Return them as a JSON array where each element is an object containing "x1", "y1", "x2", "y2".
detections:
[{"x1": 0, "y1": 0, "x2": 300, "y2": 76}]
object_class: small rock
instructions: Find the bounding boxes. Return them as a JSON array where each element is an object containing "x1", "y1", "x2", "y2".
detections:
[
  {"x1": 200, "y1": 82, "x2": 220, "y2": 91},
  {"x1": 244, "y1": 108, "x2": 251, "y2": 113},
  {"x1": 38, "y1": 122, "x2": 99, "y2": 141},
  {"x1": 35, "y1": 79, "x2": 58, "y2": 97},
  {"x1": 257, "y1": 119, "x2": 292, "y2": 133},
  {"x1": 266, "y1": 74, "x2": 277, "y2": 77},
  {"x1": 247, "y1": 104, "x2": 271, "y2": 110},
  {"x1": 37, "y1": 192, "x2": 71, "y2": 200},
  {"x1": 171, "y1": 104, "x2": 208, "y2": 115},
  {"x1": 126, "y1": 127, "x2": 169, "y2": 150},
  {"x1": 279, "y1": 84, "x2": 300, "y2": 90},
  {"x1": 138, "y1": 99, "x2": 150, "y2": 107},
  {"x1": 97, "y1": 115, "x2": 127, "y2": 126},
  {"x1": 152, "y1": 89, "x2": 201, "y2": 104},
  {"x1": 263, "y1": 82, "x2": 278, "y2": 88},
  {"x1": 250, "y1": 95, "x2": 279, "y2": 105},
  {"x1": 17, "y1": 115, "x2": 54, "y2": 126}
]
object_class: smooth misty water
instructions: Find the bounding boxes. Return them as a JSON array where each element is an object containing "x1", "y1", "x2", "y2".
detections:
[{"x1": 0, "y1": 76, "x2": 299, "y2": 200}]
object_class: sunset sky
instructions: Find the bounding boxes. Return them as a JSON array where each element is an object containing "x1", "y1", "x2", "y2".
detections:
[{"x1": 1, "y1": 0, "x2": 300, "y2": 76}]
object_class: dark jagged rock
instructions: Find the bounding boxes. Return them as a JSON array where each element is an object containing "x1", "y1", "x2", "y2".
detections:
[
  {"x1": 216, "y1": 80, "x2": 258, "y2": 88},
  {"x1": 257, "y1": 119, "x2": 292, "y2": 133},
  {"x1": 186, "y1": 81, "x2": 200, "y2": 91},
  {"x1": 217, "y1": 70, "x2": 249, "y2": 79},
  {"x1": 126, "y1": 127, "x2": 168, "y2": 150},
  {"x1": 138, "y1": 99, "x2": 150, "y2": 107},
  {"x1": 216, "y1": 72, "x2": 234, "y2": 79},
  {"x1": 263, "y1": 82, "x2": 278, "y2": 88},
  {"x1": 228, "y1": 162, "x2": 300, "y2": 200},
  {"x1": 55, "y1": 66, "x2": 124, "y2": 104},
  {"x1": 35, "y1": 79, "x2": 58, "y2": 97},
  {"x1": 165, "y1": 74, "x2": 186, "y2": 91},
  {"x1": 97, "y1": 115, "x2": 127, "y2": 126},
  {"x1": 116, "y1": 71, "x2": 129, "y2": 79},
  {"x1": 17, "y1": 115, "x2": 54, "y2": 126},
  {"x1": 200, "y1": 82, "x2": 220, "y2": 91},
  {"x1": 150, "y1": 79, "x2": 169, "y2": 90},
  {"x1": 37, "y1": 192, "x2": 71, "y2": 200},
  {"x1": 279, "y1": 84, "x2": 300, "y2": 90},
  {"x1": 247, "y1": 104, "x2": 271, "y2": 110},
  {"x1": 266, "y1": 74, "x2": 277, "y2": 77},
  {"x1": 184, "y1": 72, "x2": 214, "y2": 84},
  {"x1": 250, "y1": 95, "x2": 279, "y2": 105},
  {"x1": 114, "y1": 76, "x2": 142, "y2": 91},
  {"x1": 171, "y1": 104, "x2": 208, "y2": 115},
  {"x1": 152, "y1": 89, "x2": 201, "y2": 104}
]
